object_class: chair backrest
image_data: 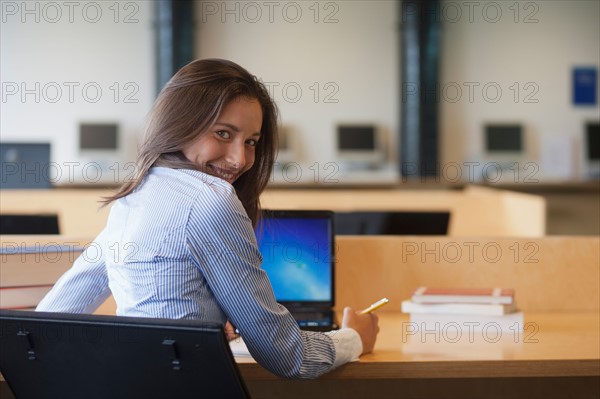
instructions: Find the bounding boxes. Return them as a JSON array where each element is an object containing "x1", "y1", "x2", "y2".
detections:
[{"x1": 0, "y1": 310, "x2": 250, "y2": 399}]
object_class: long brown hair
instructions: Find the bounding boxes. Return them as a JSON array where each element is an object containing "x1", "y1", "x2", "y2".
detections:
[{"x1": 104, "y1": 59, "x2": 278, "y2": 226}]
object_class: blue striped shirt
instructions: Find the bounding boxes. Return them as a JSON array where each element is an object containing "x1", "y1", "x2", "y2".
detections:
[{"x1": 36, "y1": 167, "x2": 360, "y2": 379}]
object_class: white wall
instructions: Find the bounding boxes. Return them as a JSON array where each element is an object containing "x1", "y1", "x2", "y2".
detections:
[
  {"x1": 2, "y1": 0, "x2": 598, "y2": 185},
  {"x1": 195, "y1": 0, "x2": 399, "y2": 167},
  {"x1": 196, "y1": 0, "x2": 599, "y2": 182},
  {"x1": 440, "y1": 0, "x2": 599, "y2": 181},
  {"x1": 0, "y1": 0, "x2": 155, "y2": 184}
]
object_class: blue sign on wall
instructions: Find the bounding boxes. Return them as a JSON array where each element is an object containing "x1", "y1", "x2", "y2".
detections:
[{"x1": 573, "y1": 67, "x2": 597, "y2": 106}]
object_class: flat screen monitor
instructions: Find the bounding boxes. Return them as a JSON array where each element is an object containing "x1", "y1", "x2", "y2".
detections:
[
  {"x1": 585, "y1": 121, "x2": 600, "y2": 178},
  {"x1": 336, "y1": 125, "x2": 384, "y2": 167},
  {"x1": 79, "y1": 123, "x2": 118, "y2": 150},
  {"x1": 485, "y1": 125, "x2": 523, "y2": 153},
  {"x1": 275, "y1": 125, "x2": 295, "y2": 166},
  {"x1": 0, "y1": 142, "x2": 52, "y2": 188},
  {"x1": 586, "y1": 122, "x2": 599, "y2": 160}
]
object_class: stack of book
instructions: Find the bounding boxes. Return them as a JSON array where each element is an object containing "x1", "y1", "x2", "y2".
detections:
[{"x1": 402, "y1": 287, "x2": 523, "y2": 332}]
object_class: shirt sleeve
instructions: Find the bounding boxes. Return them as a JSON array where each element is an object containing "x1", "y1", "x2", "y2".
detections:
[
  {"x1": 325, "y1": 328, "x2": 363, "y2": 368},
  {"x1": 36, "y1": 229, "x2": 111, "y2": 314},
  {"x1": 186, "y1": 186, "x2": 348, "y2": 379}
]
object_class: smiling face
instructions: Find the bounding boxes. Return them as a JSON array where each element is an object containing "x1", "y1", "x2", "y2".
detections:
[{"x1": 182, "y1": 96, "x2": 263, "y2": 184}]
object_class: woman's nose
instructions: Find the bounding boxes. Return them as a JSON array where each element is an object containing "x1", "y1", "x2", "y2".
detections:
[{"x1": 225, "y1": 143, "x2": 246, "y2": 170}]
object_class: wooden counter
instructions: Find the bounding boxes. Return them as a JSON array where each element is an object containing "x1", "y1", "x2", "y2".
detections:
[{"x1": 1, "y1": 185, "x2": 546, "y2": 236}]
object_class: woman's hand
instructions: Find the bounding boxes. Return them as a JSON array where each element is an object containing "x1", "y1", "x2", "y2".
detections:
[
  {"x1": 341, "y1": 306, "x2": 380, "y2": 355},
  {"x1": 224, "y1": 321, "x2": 240, "y2": 341}
]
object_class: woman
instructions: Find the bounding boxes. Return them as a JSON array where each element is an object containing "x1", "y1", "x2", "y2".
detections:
[{"x1": 37, "y1": 59, "x2": 379, "y2": 379}]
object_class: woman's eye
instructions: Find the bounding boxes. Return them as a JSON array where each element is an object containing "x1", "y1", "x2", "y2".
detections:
[
  {"x1": 246, "y1": 139, "x2": 258, "y2": 147},
  {"x1": 216, "y1": 130, "x2": 230, "y2": 139}
]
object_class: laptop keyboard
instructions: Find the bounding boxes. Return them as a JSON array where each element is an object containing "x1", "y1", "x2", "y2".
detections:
[
  {"x1": 292, "y1": 311, "x2": 338, "y2": 331},
  {"x1": 293, "y1": 312, "x2": 327, "y2": 321}
]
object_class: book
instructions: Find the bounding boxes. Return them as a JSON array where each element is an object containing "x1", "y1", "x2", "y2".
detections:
[
  {"x1": 411, "y1": 287, "x2": 515, "y2": 305},
  {"x1": 0, "y1": 284, "x2": 53, "y2": 309},
  {"x1": 401, "y1": 299, "x2": 517, "y2": 316},
  {"x1": 408, "y1": 311, "x2": 524, "y2": 333}
]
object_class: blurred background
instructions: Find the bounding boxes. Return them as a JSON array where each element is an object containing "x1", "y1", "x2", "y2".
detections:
[{"x1": 1, "y1": 0, "x2": 599, "y2": 234}]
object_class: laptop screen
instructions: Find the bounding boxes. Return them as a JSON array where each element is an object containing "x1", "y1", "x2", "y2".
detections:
[{"x1": 255, "y1": 210, "x2": 334, "y2": 306}]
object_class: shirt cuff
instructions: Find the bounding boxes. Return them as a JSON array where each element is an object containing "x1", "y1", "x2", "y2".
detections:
[{"x1": 324, "y1": 328, "x2": 362, "y2": 369}]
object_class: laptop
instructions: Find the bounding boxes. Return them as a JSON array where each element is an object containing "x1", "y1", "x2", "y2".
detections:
[
  {"x1": 255, "y1": 210, "x2": 338, "y2": 332},
  {"x1": 0, "y1": 310, "x2": 250, "y2": 399}
]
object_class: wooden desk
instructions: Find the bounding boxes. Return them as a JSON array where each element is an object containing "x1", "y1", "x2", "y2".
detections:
[
  {"x1": 239, "y1": 312, "x2": 599, "y2": 398},
  {"x1": 240, "y1": 312, "x2": 600, "y2": 399},
  {"x1": 2, "y1": 236, "x2": 598, "y2": 398},
  {"x1": 89, "y1": 237, "x2": 600, "y2": 398},
  {"x1": 241, "y1": 235, "x2": 599, "y2": 398},
  {"x1": 239, "y1": 312, "x2": 599, "y2": 379}
]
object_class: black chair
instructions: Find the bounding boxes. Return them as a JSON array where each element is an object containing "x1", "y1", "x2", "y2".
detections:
[{"x1": 0, "y1": 310, "x2": 250, "y2": 399}]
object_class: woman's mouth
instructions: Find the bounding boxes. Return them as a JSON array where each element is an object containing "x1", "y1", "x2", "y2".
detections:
[{"x1": 208, "y1": 165, "x2": 238, "y2": 183}]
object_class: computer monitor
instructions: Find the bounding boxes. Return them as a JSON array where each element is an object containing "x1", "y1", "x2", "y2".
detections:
[
  {"x1": 485, "y1": 124, "x2": 523, "y2": 153},
  {"x1": 336, "y1": 125, "x2": 384, "y2": 168},
  {"x1": 584, "y1": 121, "x2": 600, "y2": 178},
  {"x1": 0, "y1": 142, "x2": 52, "y2": 189},
  {"x1": 274, "y1": 125, "x2": 295, "y2": 167},
  {"x1": 483, "y1": 124, "x2": 525, "y2": 179},
  {"x1": 76, "y1": 123, "x2": 125, "y2": 184},
  {"x1": 79, "y1": 123, "x2": 118, "y2": 150},
  {"x1": 0, "y1": 310, "x2": 250, "y2": 399}
]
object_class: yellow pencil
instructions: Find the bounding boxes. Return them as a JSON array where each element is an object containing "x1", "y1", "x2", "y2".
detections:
[{"x1": 357, "y1": 297, "x2": 389, "y2": 315}]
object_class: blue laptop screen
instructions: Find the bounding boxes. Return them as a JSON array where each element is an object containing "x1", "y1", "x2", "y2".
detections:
[{"x1": 255, "y1": 212, "x2": 333, "y2": 303}]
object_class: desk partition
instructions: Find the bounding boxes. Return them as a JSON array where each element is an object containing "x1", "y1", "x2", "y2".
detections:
[
  {"x1": 1, "y1": 185, "x2": 545, "y2": 237},
  {"x1": 261, "y1": 185, "x2": 546, "y2": 237},
  {"x1": 334, "y1": 236, "x2": 599, "y2": 313}
]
